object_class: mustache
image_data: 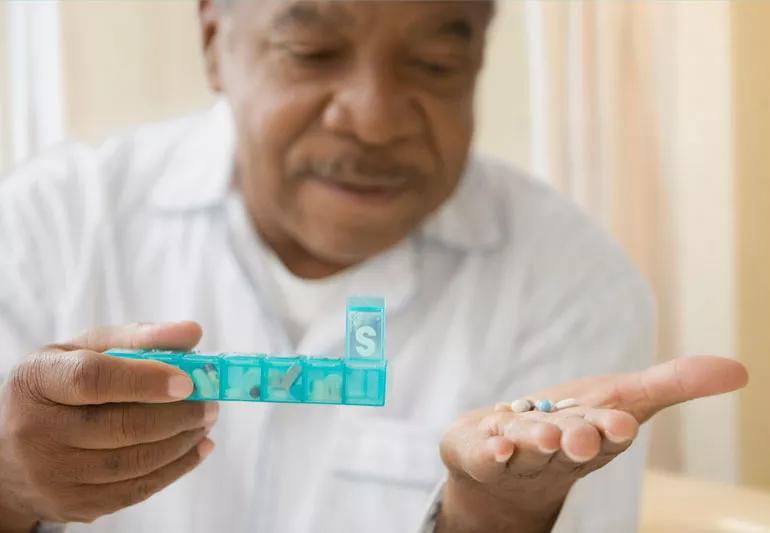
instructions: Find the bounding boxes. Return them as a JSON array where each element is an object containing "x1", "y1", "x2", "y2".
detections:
[{"x1": 290, "y1": 155, "x2": 428, "y2": 182}]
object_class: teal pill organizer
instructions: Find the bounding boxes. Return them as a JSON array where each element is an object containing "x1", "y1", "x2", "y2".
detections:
[{"x1": 106, "y1": 296, "x2": 388, "y2": 407}]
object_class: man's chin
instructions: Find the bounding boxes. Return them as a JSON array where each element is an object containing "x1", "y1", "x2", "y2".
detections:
[{"x1": 297, "y1": 226, "x2": 409, "y2": 273}]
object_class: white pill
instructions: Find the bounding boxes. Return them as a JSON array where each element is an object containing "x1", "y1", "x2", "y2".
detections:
[
  {"x1": 510, "y1": 399, "x2": 534, "y2": 413},
  {"x1": 554, "y1": 398, "x2": 579, "y2": 410},
  {"x1": 192, "y1": 368, "x2": 216, "y2": 398}
]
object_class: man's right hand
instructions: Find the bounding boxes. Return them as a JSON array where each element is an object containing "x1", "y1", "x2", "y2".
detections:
[{"x1": 0, "y1": 322, "x2": 219, "y2": 532}]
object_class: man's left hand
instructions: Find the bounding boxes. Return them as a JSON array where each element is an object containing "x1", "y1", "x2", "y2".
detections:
[{"x1": 437, "y1": 356, "x2": 748, "y2": 533}]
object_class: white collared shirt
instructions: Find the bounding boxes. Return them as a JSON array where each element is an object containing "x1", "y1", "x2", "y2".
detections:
[{"x1": 0, "y1": 101, "x2": 654, "y2": 533}]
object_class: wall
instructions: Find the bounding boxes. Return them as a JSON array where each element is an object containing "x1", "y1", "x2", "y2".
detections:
[
  {"x1": 59, "y1": 1, "x2": 212, "y2": 143},
  {"x1": 733, "y1": 1, "x2": 770, "y2": 490},
  {"x1": 667, "y1": 1, "x2": 737, "y2": 483},
  {"x1": 475, "y1": 2, "x2": 530, "y2": 169}
]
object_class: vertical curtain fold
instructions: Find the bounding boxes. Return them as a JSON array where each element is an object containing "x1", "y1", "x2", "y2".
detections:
[
  {"x1": 525, "y1": 1, "x2": 682, "y2": 472},
  {"x1": 2, "y1": 1, "x2": 65, "y2": 171}
]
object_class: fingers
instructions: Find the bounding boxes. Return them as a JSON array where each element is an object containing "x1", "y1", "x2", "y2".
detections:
[
  {"x1": 500, "y1": 418, "x2": 561, "y2": 475},
  {"x1": 69, "y1": 322, "x2": 203, "y2": 353},
  {"x1": 73, "y1": 439, "x2": 214, "y2": 520},
  {"x1": 582, "y1": 408, "x2": 638, "y2": 452},
  {"x1": 20, "y1": 349, "x2": 194, "y2": 405},
  {"x1": 613, "y1": 356, "x2": 749, "y2": 422},
  {"x1": 55, "y1": 401, "x2": 219, "y2": 449},
  {"x1": 54, "y1": 429, "x2": 210, "y2": 484},
  {"x1": 448, "y1": 406, "x2": 641, "y2": 486},
  {"x1": 444, "y1": 413, "x2": 562, "y2": 484},
  {"x1": 548, "y1": 415, "x2": 601, "y2": 464}
]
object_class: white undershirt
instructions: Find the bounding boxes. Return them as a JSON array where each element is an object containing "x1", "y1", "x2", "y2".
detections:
[{"x1": 262, "y1": 249, "x2": 356, "y2": 348}]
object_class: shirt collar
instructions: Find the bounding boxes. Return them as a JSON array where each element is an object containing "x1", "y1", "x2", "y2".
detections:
[
  {"x1": 149, "y1": 99, "x2": 506, "y2": 252},
  {"x1": 418, "y1": 156, "x2": 507, "y2": 252},
  {"x1": 149, "y1": 98, "x2": 235, "y2": 211}
]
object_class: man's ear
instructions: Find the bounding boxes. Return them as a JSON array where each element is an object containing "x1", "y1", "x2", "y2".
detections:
[{"x1": 199, "y1": 0, "x2": 225, "y2": 93}]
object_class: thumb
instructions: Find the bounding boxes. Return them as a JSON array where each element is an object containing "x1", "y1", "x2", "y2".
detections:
[
  {"x1": 593, "y1": 356, "x2": 748, "y2": 423},
  {"x1": 68, "y1": 321, "x2": 203, "y2": 353}
]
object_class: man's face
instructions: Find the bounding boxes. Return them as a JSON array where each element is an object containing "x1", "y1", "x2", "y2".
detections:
[{"x1": 202, "y1": 1, "x2": 491, "y2": 273}]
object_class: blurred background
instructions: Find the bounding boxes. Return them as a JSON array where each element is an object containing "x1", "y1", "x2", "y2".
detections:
[{"x1": 0, "y1": 0, "x2": 768, "y2": 526}]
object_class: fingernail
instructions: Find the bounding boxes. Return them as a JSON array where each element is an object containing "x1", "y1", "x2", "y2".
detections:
[
  {"x1": 538, "y1": 445, "x2": 560, "y2": 454},
  {"x1": 606, "y1": 432, "x2": 632, "y2": 445},
  {"x1": 197, "y1": 438, "x2": 215, "y2": 460},
  {"x1": 567, "y1": 452, "x2": 594, "y2": 463},
  {"x1": 203, "y1": 401, "x2": 220, "y2": 424},
  {"x1": 167, "y1": 375, "x2": 193, "y2": 399},
  {"x1": 495, "y1": 450, "x2": 513, "y2": 463}
]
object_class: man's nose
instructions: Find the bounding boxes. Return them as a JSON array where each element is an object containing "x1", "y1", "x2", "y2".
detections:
[{"x1": 322, "y1": 65, "x2": 424, "y2": 146}]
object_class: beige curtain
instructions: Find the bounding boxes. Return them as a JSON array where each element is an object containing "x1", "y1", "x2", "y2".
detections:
[
  {"x1": 0, "y1": 2, "x2": 66, "y2": 174},
  {"x1": 526, "y1": 1, "x2": 737, "y2": 480}
]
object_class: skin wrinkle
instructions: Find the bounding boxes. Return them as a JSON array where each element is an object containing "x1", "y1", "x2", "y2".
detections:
[{"x1": 203, "y1": 0, "x2": 493, "y2": 278}]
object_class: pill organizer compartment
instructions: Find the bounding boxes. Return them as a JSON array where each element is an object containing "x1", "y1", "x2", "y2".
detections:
[
  {"x1": 344, "y1": 359, "x2": 387, "y2": 406},
  {"x1": 262, "y1": 356, "x2": 305, "y2": 403},
  {"x1": 176, "y1": 353, "x2": 222, "y2": 400},
  {"x1": 105, "y1": 295, "x2": 388, "y2": 406},
  {"x1": 346, "y1": 296, "x2": 385, "y2": 361},
  {"x1": 304, "y1": 358, "x2": 345, "y2": 404},
  {"x1": 221, "y1": 353, "x2": 264, "y2": 401}
]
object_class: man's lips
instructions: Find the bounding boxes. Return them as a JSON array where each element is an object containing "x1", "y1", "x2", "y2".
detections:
[{"x1": 309, "y1": 174, "x2": 409, "y2": 197}]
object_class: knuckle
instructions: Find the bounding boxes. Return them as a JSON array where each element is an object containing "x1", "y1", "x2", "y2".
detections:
[
  {"x1": 129, "y1": 407, "x2": 157, "y2": 439},
  {"x1": 79, "y1": 404, "x2": 102, "y2": 424},
  {"x1": 102, "y1": 450, "x2": 123, "y2": 474},
  {"x1": 130, "y1": 443, "x2": 159, "y2": 473},
  {"x1": 120, "y1": 405, "x2": 163, "y2": 443},
  {"x1": 100, "y1": 406, "x2": 137, "y2": 444},
  {"x1": 190, "y1": 402, "x2": 209, "y2": 425},
  {"x1": 125, "y1": 478, "x2": 157, "y2": 507},
  {"x1": 70, "y1": 353, "x2": 105, "y2": 403},
  {"x1": 137, "y1": 444, "x2": 160, "y2": 471},
  {"x1": 109, "y1": 406, "x2": 141, "y2": 443},
  {"x1": 120, "y1": 407, "x2": 139, "y2": 441}
]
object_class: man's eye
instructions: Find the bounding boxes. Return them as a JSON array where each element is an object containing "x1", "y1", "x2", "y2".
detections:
[
  {"x1": 412, "y1": 58, "x2": 457, "y2": 77},
  {"x1": 289, "y1": 48, "x2": 341, "y2": 64}
]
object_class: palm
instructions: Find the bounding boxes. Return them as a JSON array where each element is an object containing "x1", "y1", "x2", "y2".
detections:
[{"x1": 440, "y1": 355, "x2": 748, "y2": 516}]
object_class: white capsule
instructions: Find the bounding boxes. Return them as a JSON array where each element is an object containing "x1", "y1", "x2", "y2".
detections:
[
  {"x1": 510, "y1": 398, "x2": 534, "y2": 413},
  {"x1": 192, "y1": 368, "x2": 216, "y2": 398},
  {"x1": 554, "y1": 398, "x2": 580, "y2": 410}
]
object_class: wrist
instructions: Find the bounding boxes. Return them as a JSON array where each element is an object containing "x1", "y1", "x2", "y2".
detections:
[{"x1": 436, "y1": 473, "x2": 563, "y2": 533}]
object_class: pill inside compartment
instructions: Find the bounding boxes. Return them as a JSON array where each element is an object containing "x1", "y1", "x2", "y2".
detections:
[
  {"x1": 177, "y1": 353, "x2": 222, "y2": 401},
  {"x1": 262, "y1": 356, "x2": 306, "y2": 403},
  {"x1": 344, "y1": 359, "x2": 387, "y2": 406},
  {"x1": 304, "y1": 357, "x2": 344, "y2": 404},
  {"x1": 221, "y1": 353, "x2": 264, "y2": 401}
]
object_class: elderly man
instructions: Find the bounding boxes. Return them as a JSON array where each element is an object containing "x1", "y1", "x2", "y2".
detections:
[{"x1": 0, "y1": 2, "x2": 746, "y2": 532}]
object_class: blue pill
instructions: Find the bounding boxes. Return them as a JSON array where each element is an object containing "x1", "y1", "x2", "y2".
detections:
[{"x1": 535, "y1": 399, "x2": 553, "y2": 412}]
